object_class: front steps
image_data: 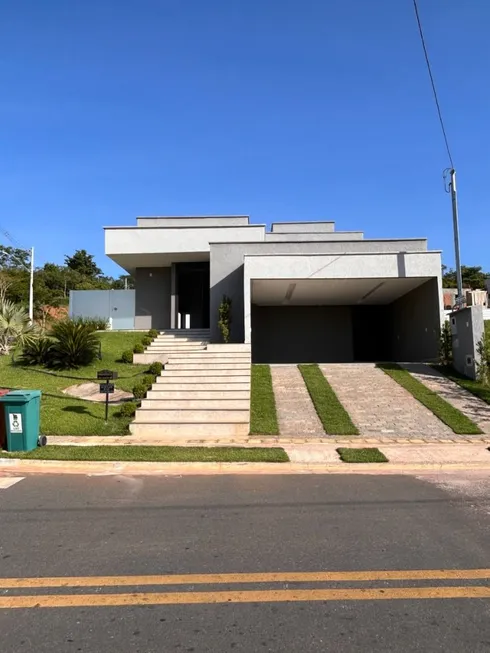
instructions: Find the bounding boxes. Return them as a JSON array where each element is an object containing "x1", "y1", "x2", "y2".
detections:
[
  {"x1": 133, "y1": 329, "x2": 210, "y2": 364},
  {"x1": 130, "y1": 343, "x2": 251, "y2": 439}
]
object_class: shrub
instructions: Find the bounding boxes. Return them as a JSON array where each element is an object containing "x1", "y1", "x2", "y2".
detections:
[
  {"x1": 142, "y1": 374, "x2": 155, "y2": 387},
  {"x1": 19, "y1": 337, "x2": 54, "y2": 366},
  {"x1": 121, "y1": 350, "x2": 133, "y2": 364},
  {"x1": 47, "y1": 320, "x2": 100, "y2": 369},
  {"x1": 141, "y1": 336, "x2": 152, "y2": 347},
  {"x1": 218, "y1": 295, "x2": 232, "y2": 343},
  {"x1": 119, "y1": 401, "x2": 137, "y2": 418},
  {"x1": 148, "y1": 361, "x2": 163, "y2": 375},
  {"x1": 439, "y1": 320, "x2": 453, "y2": 366},
  {"x1": 132, "y1": 383, "x2": 148, "y2": 400},
  {"x1": 148, "y1": 329, "x2": 158, "y2": 339},
  {"x1": 71, "y1": 316, "x2": 108, "y2": 332},
  {"x1": 476, "y1": 327, "x2": 490, "y2": 386},
  {"x1": 133, "y1": 343, "x2": 145, "y2": 354}
]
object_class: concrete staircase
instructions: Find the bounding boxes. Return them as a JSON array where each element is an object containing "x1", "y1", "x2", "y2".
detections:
[
  {"x1": 145, "y1": 329, "x2": 210, "y2": 355},
  {"x1": 129, "y1": 338, "x2": 251, "y2": 439}
]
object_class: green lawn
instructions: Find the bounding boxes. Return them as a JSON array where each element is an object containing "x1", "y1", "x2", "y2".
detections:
[
  {"x1": 378, "y1": 363, "x2": 483, "y2": 435},
  {"x1": 0, "y1": 332, "x2": 148, "y2": 436},
  {"x1": 2, "y1": 445, "x2": 289, "y2": 463},
  {"x1": 337, "y1": 447, "x2": 388, "y2": 463},
  {"x1": 250, "y1": 365, "x2": 279, "y2": 435},
  {"x1": 298, "y1": 364, "x2": 359, "y2": 435}
]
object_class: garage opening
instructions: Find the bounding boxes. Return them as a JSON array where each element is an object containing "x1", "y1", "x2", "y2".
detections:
[{"x1": 250, "y1": 278, "x2": 440, "y2": 364}]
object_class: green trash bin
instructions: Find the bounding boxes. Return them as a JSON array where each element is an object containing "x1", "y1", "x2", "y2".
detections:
[{"x1": 0, "y1": 390, "x2": 42, "y2": 452}]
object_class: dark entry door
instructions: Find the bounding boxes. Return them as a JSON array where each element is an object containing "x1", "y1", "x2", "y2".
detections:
[
  {"x1": 176, "y1": 262, "x2": 210, "y2": 328},
  {"x1": 352, "y1": 305, "x2": 393, "y2": 362}
]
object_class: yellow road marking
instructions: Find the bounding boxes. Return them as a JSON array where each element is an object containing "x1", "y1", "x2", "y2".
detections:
[
  {"x1": 0, "y1": 569, "x2": 490, "y2": 589},
  {"x1": 1, "y1": 586, "x2": 489, "y2": 609}
]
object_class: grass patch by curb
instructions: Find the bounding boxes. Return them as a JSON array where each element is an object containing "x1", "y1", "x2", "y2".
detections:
[
  {"x1": 250, "y1": 365, "x2": 279, "y2": 435},
  {"x1": 337, "y1": 447, "x2": 388, "y2": 463},
  {"x1": 1, "y1": 445, "x2": 290, "y2": 463},
  {"x1": 435, "y1": 365, "x2": 490, "y2": 407},
  {"x1": 298, "y1": 364, "x2": 359, "y2": 435},
  {"x1": 378, "y1": 363, "x2": 483, "y2": 435}
]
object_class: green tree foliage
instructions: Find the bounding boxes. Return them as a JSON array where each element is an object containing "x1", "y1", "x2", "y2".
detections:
[
  {"x1": 0, "y1": 247, "x2": 127, "y2": 310},
  {"x1": 0, "y1": 245, "x2": 30, "y2": 269},
  {"x1": 442, "y1": 265, "x2": 489, "y2": 290},
  {"x1": 64, "y1": 249, "x2": 102, "y2": 278}
]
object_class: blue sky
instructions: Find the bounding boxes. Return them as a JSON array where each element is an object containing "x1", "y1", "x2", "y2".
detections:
[{"x1": 1, "y1": 0, "x2": 489, "y2": 276}]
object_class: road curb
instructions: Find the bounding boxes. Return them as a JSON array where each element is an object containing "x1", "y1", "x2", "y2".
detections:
[{"x1": 2, "y1": 458, "x2": 490, "y2": 476}]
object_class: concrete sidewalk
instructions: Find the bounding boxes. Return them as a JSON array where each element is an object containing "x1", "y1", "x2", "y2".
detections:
[
  {"x1": 45, "y1": 434, "x2": 490, "y2": 446},
  {"x1": 1, "y1": 441, "x2": 489, "y2": 476}
]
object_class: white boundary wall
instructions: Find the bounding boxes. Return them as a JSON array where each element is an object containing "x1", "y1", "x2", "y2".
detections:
[{"x1": 69, "y1": 290, "x2": 135, "y2": 330}]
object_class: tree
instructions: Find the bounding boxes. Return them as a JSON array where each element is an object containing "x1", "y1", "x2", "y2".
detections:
[
  {"x1": 64, "y1": 249, "x2": 102, "y2": 278},
  {"x1": 442, "y1": 265, "x2": 489, "y2": 290},
  {"x1": 111, "y1": 275, "x2": 135, "y2": 290},
  {"x1": 0, "y1": 245, "x2": 30, "y2": 270}
]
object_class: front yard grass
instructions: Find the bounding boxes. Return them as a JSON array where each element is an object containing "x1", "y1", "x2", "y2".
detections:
[
  {"x1": 337, "y1": 447, "x2": 388, "y2": 463},
  {"x1": 1, "y1": 445, "x2": 290, "y2": 463},
  {"x1": 250, "y1": 365, "x2": 279, "y2": 435},
  {"x1": 0, "y1": 332, "x2": 148, "y2": 436},
  {"x1": 298, "y1": 364, "x2": 359, "y2": 435},
  {"x1": 378, "y1": 363, "x2": 483, "y2": 435}
]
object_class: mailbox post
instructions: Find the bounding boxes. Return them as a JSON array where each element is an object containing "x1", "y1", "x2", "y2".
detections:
[{"x1": 97, "y1": 370, "x2": 118, "y2": 422}]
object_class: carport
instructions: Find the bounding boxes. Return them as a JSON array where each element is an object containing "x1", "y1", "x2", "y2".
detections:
[{"x1": 243, "y1": 252, "x2": 443, "y2": 364}]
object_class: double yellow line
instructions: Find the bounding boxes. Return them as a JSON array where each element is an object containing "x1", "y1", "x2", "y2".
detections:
[{"x1": 1, "y1": 569, "x2": 489, "y2": 609}]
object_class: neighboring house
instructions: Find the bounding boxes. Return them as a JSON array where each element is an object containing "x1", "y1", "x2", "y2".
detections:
[{"x1": 104, "y1": 215, "x2": 443, "y2": 363}]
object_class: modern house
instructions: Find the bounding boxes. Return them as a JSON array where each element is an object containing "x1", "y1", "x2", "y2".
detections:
[{"x1": 105, "y1": 215, "x2": 443, "y2": 363}]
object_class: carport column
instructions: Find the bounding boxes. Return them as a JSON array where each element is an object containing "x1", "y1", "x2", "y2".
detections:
[
  {"x1": 244, "y1": 276, "x2": 252, "y2": 344},
  {"x1": 170, "y1": 263, "x2": 178, "y2": 329}
]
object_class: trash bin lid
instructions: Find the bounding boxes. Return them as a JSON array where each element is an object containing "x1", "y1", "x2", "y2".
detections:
[{"x1": 0, "y1": 390, "x2": 41, "y2": 404}]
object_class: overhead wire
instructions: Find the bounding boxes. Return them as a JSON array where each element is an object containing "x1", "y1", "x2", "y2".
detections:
[{"x1": 412, "y1": 0, "x2": 454, "y2": 168}]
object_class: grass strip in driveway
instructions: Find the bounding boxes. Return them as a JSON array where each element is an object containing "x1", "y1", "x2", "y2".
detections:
[
  {"x1": 435, "y1": 365, "x2": 490, "y2": 407},
  {"x1": 1, "y1": 445, "x2": 289, "y2": 463},
  {"x1": 378, "y1": 363, "x2": 483, "y2": 435},
  {"x1": 250, "y1": 365, "x2": 279, "y2": 435},
  {"x1": 298, "y1": 364, "x2": 359, "y2": 435},
  {"x1": 337, "y1": 447, "x2": 388, "y2": 463}
]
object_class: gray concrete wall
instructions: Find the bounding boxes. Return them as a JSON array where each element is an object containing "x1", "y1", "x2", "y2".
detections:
[
  {"x1": 450, "y1": 305, "x2": 484, "y2": 379},
  {"x1": 134, "y1": 267, "x2": 171, "y2": 330},
  {"x1": 391, "y1": 279, "x2": 441, "y2": 361},
  {"x1": 136, "y1": 216, "x2": 249, "y2": 227},
  {"x1": 251, "y1": 306, "x2": 354, "y2": 363},
  {"x1": 265, "y1": 232, "x2": 364, "y2": 242},
  {"x1": 210, "y1": 240, "x2": 430, "y2": 342},
  {"x1": 271, "y1": 222, "x2": 335, "y2": 233}
]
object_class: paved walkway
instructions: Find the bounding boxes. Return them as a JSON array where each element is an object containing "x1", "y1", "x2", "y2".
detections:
[
  {"x1": 402, "y1": 364, "x2": 490, "y2": 435},
  {"x1": 319, "y1": 363, "x2": 453, "y2": 437},
  {"x1": 270, "y1": 365, "x2": 324, "y2": 437}
]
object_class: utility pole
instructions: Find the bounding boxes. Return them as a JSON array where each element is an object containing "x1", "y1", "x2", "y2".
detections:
[
  {"x1": 29, "y1": 247, "x2": 34, "y2": 323},
  {"x1": 445, "y1": 169, "x2": 464, "y2": 308}
]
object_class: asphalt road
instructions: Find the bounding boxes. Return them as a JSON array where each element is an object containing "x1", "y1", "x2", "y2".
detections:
[{"x1": 0, "y1": 472, "x2": 490, "y2": 652}]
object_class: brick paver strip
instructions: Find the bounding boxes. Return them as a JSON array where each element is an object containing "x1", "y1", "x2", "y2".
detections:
[
  {"x1": 319, "y1": 363, "x2": 453, "y2": 437},
  {"x1": 402, "y1": 363, "x2": 490, "y2": 435},
  {"x1": 270, "y1": 365, "x2": 325, "y2": 437}
]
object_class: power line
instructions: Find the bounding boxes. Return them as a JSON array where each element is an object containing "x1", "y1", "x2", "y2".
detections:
[{"x1": 412, "y1": 0, "x2": 454, "y2": 168}]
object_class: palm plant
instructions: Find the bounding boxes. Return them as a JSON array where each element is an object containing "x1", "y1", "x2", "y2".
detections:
[
  {"x1": 0, "y1": 300, "x2": 38, "y2": 355},
  {"x1": 48, "y1": 320, "x2": 100, "y2": 369}
]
